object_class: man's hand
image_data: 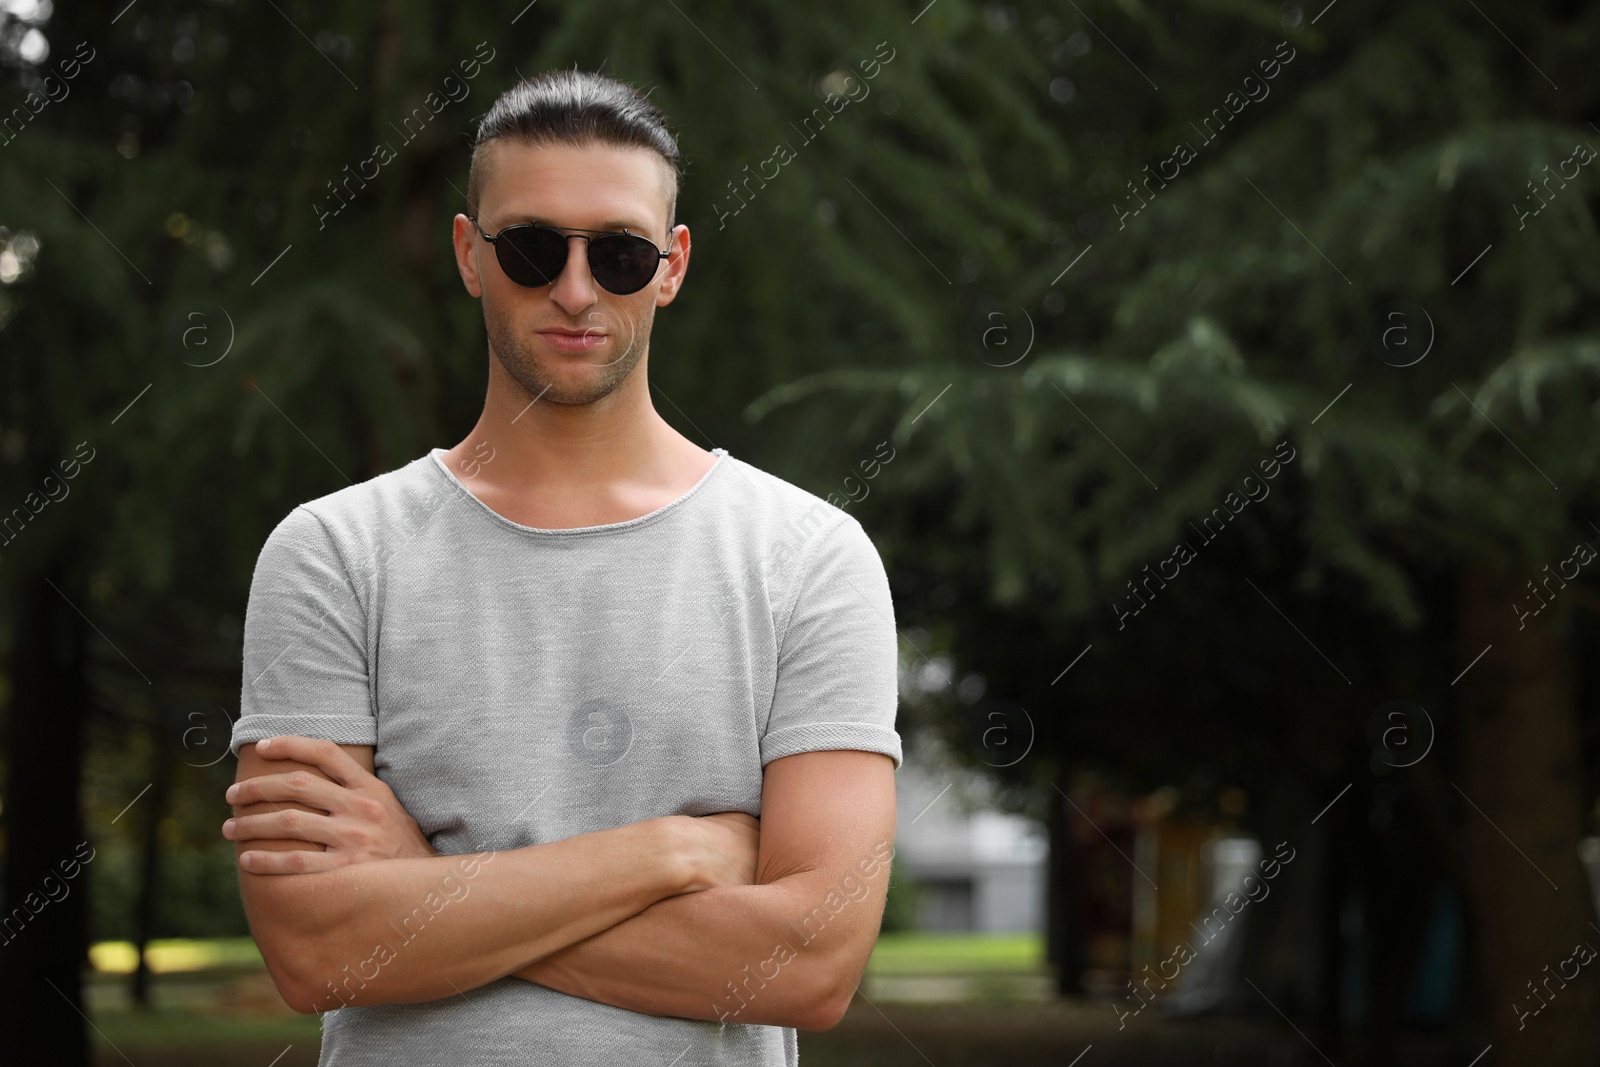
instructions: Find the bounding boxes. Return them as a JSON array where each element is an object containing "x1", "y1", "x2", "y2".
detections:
[
  {"x1": 675, "y1": 811, "x2": 760, "y2": 892},
  {"x1": 223, "y1": 734, "x2": 759, "y2": 886},
  {"x1": 223, "y1": 735, "x2": 435, "y2": 874}
]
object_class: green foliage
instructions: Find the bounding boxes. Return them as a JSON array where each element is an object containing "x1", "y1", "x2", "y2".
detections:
[
  {"x1": 88, "y1": 840, "x2": 248, "y2": 942},
  {"x1": 741, "y1": 0, "x2": 1600, "y2": 632},
  {"x1": 1, "y1": 7, "x2": 1597, "y2": 1042}
]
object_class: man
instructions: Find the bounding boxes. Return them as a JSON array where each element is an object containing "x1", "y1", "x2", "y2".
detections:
[{"x1": 223, "y1": 69, "x2": 902, "y2": 1066}]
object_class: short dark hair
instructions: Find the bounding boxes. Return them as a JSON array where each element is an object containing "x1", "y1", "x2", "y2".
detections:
[{"x1": 467, "y1": 70, "x2": 681, "y2": 235}]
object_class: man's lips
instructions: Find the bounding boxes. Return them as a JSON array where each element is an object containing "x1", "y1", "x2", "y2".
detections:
[{"x1": 538, "y1": 328, "x2": 609, "y2": 353}]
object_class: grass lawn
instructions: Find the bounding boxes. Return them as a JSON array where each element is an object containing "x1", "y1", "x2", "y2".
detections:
[
  {"x1": 89, "y1": 931, "x2": 1045, "y2": 982},
  {"x1": 865, "y1": 931, "x2": 1045, "y2": 975},
  {"x1": 91, "y1": 937, "x2": 266, "y2": 974},
  {"x1": 85, "y1": 933, "x2": 1045, "y2": 1063}
]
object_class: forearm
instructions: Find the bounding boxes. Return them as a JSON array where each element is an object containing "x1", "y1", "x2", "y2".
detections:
[
  {"x1": 246, "y1": 818, "x2": 686, "y2": 1013},
  {"x1": 516, "y1": 872, "x2": 881, "y2": 1030}
]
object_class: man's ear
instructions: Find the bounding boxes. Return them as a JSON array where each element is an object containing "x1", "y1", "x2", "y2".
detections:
[
  {"x1": 453, "y1": 213, "x2": 484, "y2": 298},
  {"x1": 655, "y1": 223, "x2": 691, "y2": 307}
]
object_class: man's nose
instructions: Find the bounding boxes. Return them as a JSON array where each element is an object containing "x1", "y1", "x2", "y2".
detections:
[{"x1": 549, "y1": 234, "x2": 598, "y2": 312}]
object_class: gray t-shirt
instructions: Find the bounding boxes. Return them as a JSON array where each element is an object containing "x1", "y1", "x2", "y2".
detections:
[{"x1": 230, "y1": 446, "x2": 903, "y2": 1066}]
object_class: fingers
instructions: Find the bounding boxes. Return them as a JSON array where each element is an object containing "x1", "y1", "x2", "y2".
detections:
[
  {"x1": 692, "y1": 829, "x2": 750, "y2": 887},
  {"x1": 252, "y1": 736, "x2": 372, "y2": 787},
  {"x1": 688, "y1": 815, "x2": 761, "y2": 888},
  {"x1": 237, "y1": 847, "x2": 346, "y2": 876},
  {"x1": 224, "y1": 809, "x2": 336, "y2": 848},
  {"x1": 227, "y1": 769, "x2": 347, "y2": 812}
]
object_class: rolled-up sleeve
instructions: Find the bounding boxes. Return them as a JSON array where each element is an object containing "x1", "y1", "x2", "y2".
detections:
[
  {"x1": 760, "y1": 515, "x2": 903, "y2": 769},
  {"x1": 230, "y1": 506, "x2": 376, "y2": 754}
]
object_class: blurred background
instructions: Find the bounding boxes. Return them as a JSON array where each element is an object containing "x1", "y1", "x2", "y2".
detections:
[{"x1": 2, "y1": 0, "x2": 1598, "y2": 1064}]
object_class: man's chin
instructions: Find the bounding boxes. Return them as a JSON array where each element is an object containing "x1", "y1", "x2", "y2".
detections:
[
  {"x1": 536, "y1": 338, "x2": 628, "y2": 371},
  {"x1": 516, "y1": 373, "x2": 621, "y2": 408}
]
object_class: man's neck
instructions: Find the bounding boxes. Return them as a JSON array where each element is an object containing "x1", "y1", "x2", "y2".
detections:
[{"x1": 439, "y1": 359, "x2": 714, "y2": 528}]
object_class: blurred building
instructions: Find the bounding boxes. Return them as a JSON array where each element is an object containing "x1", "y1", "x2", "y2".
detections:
[{"x1": 891, "y1": 756, "x2": 1046, "y2": 933}]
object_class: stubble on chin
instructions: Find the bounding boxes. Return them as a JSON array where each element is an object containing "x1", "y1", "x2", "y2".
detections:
[{"x1": 485, "y1": 302, "x2": 652, "y2": 407}]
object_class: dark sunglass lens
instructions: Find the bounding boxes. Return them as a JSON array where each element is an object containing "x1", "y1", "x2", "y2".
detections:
[
  {"x1": 496, "y1": 225, "x2": 569, "y2": 288},
  {"x1": 589, "y1": 235, "x2": 660, "y2": 295}
]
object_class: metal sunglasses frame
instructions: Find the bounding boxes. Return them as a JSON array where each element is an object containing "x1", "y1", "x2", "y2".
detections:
[{"x1": 467, "y1": 215, "x2": 671, "y2": 294}]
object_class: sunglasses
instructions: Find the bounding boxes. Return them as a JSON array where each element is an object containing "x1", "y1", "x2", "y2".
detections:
[{"x1": 468, "y1": 216, "x2": 670, "y2": 296}]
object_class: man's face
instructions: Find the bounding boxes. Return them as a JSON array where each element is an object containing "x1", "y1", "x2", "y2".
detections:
[{"x1": 453, "y1": 140, "x2": 688, "y2": 407}]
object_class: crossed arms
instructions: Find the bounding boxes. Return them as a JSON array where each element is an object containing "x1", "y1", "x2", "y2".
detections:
[{"x1": 226, "y1": 735, "x2": 896, "y2": 1029}]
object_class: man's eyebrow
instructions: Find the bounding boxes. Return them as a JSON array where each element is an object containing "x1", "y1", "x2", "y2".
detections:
[
  {"x1": 500, "y1": 214, "x2": 658, "y2": 234},
  {"x1": 596, "y1": 218, "x2": 658, "y2": 234}
]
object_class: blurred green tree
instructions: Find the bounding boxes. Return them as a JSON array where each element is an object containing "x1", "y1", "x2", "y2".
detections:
[
  {"x1": 0, "y1": 1, "x2": 1594, "y2": 1066},
  {"x1": 744, "y1": 1, "x2": 1600, "y2": 1063}
]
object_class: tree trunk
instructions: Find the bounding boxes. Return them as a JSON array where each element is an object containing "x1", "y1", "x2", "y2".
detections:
[
  {"x1": 0, "y1": 565, "x2": 92, "y2": 1067},
  {"x1": 132, "y1": 733, "x2": 174, "y2": 1009},
  {"x1": 1458, "y1": 563, "x2": 1600, "y2": 1066},
  {"x1": 1045, "y1": 778, "x2": 1086, "y2": 996}
]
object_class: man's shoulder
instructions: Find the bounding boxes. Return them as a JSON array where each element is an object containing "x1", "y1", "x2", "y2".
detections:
[
  {"x1": 261, "y1": 450, "x2": 449, "y2": 565},
  {"x1": 720, "y1": 453, "x2": 853, "y2": 528},
  {"x1": 716, "y1": 454, "x2": 865, "y2": 571}
]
